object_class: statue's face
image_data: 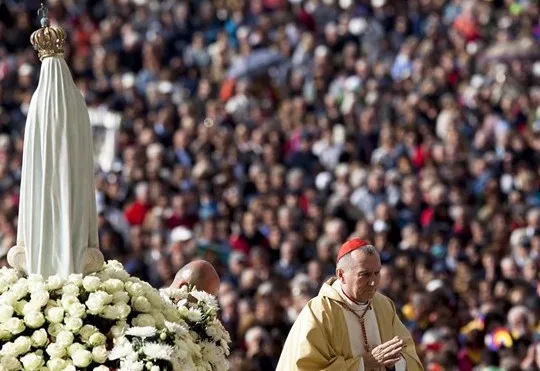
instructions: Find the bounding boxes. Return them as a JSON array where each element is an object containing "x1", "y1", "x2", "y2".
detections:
[{"x1": 338, "y1": 251, "x2": 381, "y2": 302}]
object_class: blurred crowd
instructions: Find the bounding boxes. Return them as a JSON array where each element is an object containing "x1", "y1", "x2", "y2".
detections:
[{"x1": 1, "y1": 0, "x2": 540, "y2": 370}]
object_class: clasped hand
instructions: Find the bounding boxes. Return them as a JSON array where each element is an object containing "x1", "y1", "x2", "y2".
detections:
[{"x1": 364, "y1": 336, "x2": 403, "y2": 370}]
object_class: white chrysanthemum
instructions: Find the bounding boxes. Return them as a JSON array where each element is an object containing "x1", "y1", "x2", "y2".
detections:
[
  {"x1": 205, "y1": 325, "x2": 218, "y2": 339},
  {"x1": 190, "y1": 290, "x2": 218, "y2": 308},
  {"x1": 125, "y1": 326, "x2": 157, "y2": 338},
  {"x1": 142, "y1": 342, "x2": 174, "y2": 361},
  {"x1": 186, "y1": 308, "x2": 202, "y2": 322},
  {"x1": 119, "y1": 359, "x2": 144, "y2": 371},
  {"x1": 109, "y1": 338, "x2": 134, "y2": 360}
]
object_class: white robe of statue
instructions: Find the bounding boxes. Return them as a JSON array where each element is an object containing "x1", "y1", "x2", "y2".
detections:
[{"x1": 14, "y1": 56, "x2": 99, "y2": 278}]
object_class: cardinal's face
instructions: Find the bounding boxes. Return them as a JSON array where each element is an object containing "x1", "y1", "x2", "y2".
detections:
[{"x1": 338, "y1": 251, "x2": 381, "y2": 302}]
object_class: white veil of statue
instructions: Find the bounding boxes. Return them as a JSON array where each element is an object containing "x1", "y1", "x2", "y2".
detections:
[{"x1": 8, "y1": 22, "x2": 104, "y2": 278}]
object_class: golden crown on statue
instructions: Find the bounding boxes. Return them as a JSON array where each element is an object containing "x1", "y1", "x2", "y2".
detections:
[{"x1": 31, "y1": 3, "x2": 66, "y2": 62}]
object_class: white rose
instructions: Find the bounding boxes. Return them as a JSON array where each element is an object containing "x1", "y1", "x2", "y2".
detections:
[
  {"x1": 14, "y1": 300, "x2": 29, "y2": 315},
  {"x1": 47, "y1": 323, "x2": 63, "y2": 337},
  {"x1": 60, "y1": 295, "x2": 79, "y2": 310},
  {"x1": 112, "y1": 291, "x2": 130, "y2": 304},
  {"x1": 101, "y1": 305, "x2": 121, "y2": 320},
  {"x1": 110, "y1": 321, "x2": 128, "y2": 337},
  {"x1": 67, "y1": 343, "x2": 85, "y2": 356},
  {"x1": 85, "y1": 291, "x2": 112, "y2": 314},
  {"x1": 82, "y1": 276, "x2": 101, "y2": 292},
  {"x1": 88, "y1": 332, "x2": 106, "y2": 347},
  {"x1": 0, "y1": 278, "x2": 9, "y2": 293},
  {"x1": 151, "y1": 366, "x2": 160, "y2": 371},
  {"x1": 24, "y1": 312, "x2": 45, "y2": 328},
  {"x1": 0, "y1": 305, "x2": 14, "y2": 323},
  {"x1": 30, "y1": 292, "x2": 49, "y2": 308},
  {"x1": 0, "y1": 355, "x2": 21, "y2": 371},
  {"x1": 147, "y1": 291, "x2": 163, "y2": 308},
  {"x1": 133, "y1": 297, "x2": 152, "y2": 313},
  {"x1": 56, "y1": 330, "x2": 74, "y2": 347},
  {"x1": 102, "y1": 279, "x2": 124, "y2": 294},
  {"x1": 116, "y1": 303, "x2": 131, "y2": 319},
  {"x1": 67, "y1": 274, "x2": 83, "y2": 286},
  {"x1": 13, "y1": 336, "x2": 32, "y2": 356},
  {"x1": 64, "y1": 366, "x2": 76, "y2": 371},
  {"x1": 20, "y1": 352, "x2": 44, "y2": 371},
  {"x1": 45, "y1": 343, "x2": 66, "y2": 359},
  {"x1": 46, "y1": 359, "x2": 67, "y2": 371},
  {"x1": 93, "y1": 366, "x2": 109, "y2": 371},
  {"x1": 27, "y1": 282, "x2": 47, "y2": 295},
  {"x1": 22, "y1": 302, "x2": 42, "y2": 316},
  {"x1": 62, "y1": 284, "x2": 80, "y2": 297},
  {"x1": 4, "y1": 318, "x2": 25, "y2": 334},
  {"x1": 31, "y1": 329, "x2": 48, "y2": 348},
  {"x1": 0, "y1": 292, "x2": 17, "y2": 306},
  {"x1": 71, "y1": 349, "x2": 92, "y2": 368},
  {"x1": 11, "y1": 281, "x2": 29, "y2": 300},
  {"x1": 78, "y1": 325, "x2": 98, "y2": 342},
  {"x1": 0, "y1": 342, "x2": 16, "y2": 357},
  {"x1": 67, "y1": 303, "x2": 85, "y2": 318},
  {"x1": 125, "y1": 282, "x2": 144, "y2": 297},
  {"x1": 91, "y1": 345, "x2": 108, "y2": 363},
  {"x1": 27, "y1": 274, "x2": 43, "y2": 283},
  {"x1": 65, "y1": 317, "x2": 83, "y2": 333},
  {"x1": 132, "y1": 314, "x2": 155, "y2": 327},
  {"x1": 46, "y1": 276, "x2": 64, "y2": 291},
  {"x1": 45, "y1": 307, "x2": 64, "y2": 323},
  {"x1": 0, "y1": 327, "x2": 11, "y2": 341}
]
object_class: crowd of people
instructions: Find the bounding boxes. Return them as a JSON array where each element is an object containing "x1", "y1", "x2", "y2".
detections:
[{"x1": 1, "y1": 0, "x2": 540, "y2": 369}]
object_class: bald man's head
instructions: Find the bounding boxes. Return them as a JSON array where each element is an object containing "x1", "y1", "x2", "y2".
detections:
[{"x1": 171, "y1": 260, "x2": 221, "y2": 296}]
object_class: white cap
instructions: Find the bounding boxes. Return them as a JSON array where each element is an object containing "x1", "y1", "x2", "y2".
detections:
[
  {"x1": 122, "y1": 73, "x2": 136, "y2": 89},
  {"x1": 18, "y1": 63, "x2": 33, "y2": 77},
  {"x1": 170, "y1": 226, "x2": 193, "y2": 243},
  {"x1": 371, "y1": 0, "x2": 386, "y2": 7},
  {"x1": 315, "y1": 172, "x2": 333, "y2": 190}
]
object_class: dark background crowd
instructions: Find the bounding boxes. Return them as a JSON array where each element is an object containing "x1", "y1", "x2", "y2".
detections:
[{"x1": 1, "y1": 0, "x2": 540, "y2": 370}]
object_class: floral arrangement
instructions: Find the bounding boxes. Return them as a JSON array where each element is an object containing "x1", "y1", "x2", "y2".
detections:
[{"x1": 0, "y1": 261, "x2": 230, "y2": 371}]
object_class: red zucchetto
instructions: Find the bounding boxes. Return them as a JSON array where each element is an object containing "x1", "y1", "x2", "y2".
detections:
[{"x1": 336, "y1": 239, "x2": 371, "y2": 262}]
